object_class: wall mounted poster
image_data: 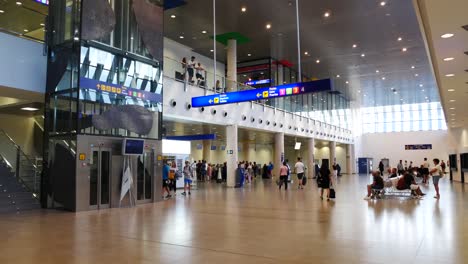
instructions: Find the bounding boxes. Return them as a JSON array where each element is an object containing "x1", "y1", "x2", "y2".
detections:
[{"x1": 405, "y1": 144, "x2": 432, "y2": 150}]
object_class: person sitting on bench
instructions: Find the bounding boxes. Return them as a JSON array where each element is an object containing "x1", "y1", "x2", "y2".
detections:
[
  {"x1": 397, "y1": 172, "x2": 425, "y2": 198},
  {"x1": 364, "y1": 171, "x2": 384, "y2": 200}
]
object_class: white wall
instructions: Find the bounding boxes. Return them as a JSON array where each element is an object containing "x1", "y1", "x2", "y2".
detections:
[
  {"x1": 0, "y1": 33, "x2": 46, "y2": 93},
  {"x1": 356, "y1": 130, "x2": 450, "y2": 170},
  {"x1": 189, "y1": 140, "x2": 273, "y2": 165},
  {"x1": 0, "y1": 114, "x2": 39, "y2": 156}
]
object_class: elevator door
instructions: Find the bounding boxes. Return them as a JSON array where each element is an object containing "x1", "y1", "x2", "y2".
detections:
[
  {"x1": 89, "y1": 148, "x2": 111, "y2": 209},
  {"x1": 137, "y1": 151, "x2": 153, "y2": 202}
]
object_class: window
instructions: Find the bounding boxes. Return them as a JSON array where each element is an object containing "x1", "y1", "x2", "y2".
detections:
[{"x1": 361, "y1": 102, "x2": 446, "y2": 134}]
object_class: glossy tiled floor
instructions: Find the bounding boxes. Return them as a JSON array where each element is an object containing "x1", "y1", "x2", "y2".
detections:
[{"x1": 0, "y1": 175, "x2": 467, "y2": 264}]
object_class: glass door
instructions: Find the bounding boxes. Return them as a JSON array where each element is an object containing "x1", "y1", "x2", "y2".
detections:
[
  {"x1": 137, "y1": 151, "x2": 153, "y2": 202},
  {"x1": 89, "y1": 148, "x2": 111, "y2": 209}
]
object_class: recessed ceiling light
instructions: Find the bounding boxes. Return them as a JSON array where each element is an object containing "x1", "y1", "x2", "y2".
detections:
[
  {"x1": 414, "y1": 73, "x2": 419, "y2": 77},
  {"x1": 352, "y1": 44, "x2": 357, "y2": 48},
  {"x1": 381, "y1": 77, "x2": 386, "y2": 80},
  {"x1": 380, "y1": 1, "x2": 386, "y2": 6},
  {"x1": 447, "y1": 89, "x2": 455, "y2": 92},
  {"x1": 441, "y1": 33, "x2": 454, "y2": 38},
  {"x1": 23, "y1": 29, "x2": 29, "y2": 32},
  {"x1": 266, "y1": 24, "x2": 271, "y2": 29},
  {"x1": 358, "y1": 90, "x2": 361, "y2": 93},
  {"x1": 247, "y1": 53, "x2": 251, "y2": 56},
  {"x1": 179, "y1": 35, "x2": 184, "y2": 39},
  {"x1": 364, "y1": 94, "x2": 367, "y2": 97},
  {"x1": 421, "y1": 89, "x2": 425, "y2": 92},
  {"x1": 443, "y1": 57, "x2": 454, "y2": 61},
  {"x1": 411, "y1": 65, "x2": 415, "y2": 69},
  {"x1": 400, "y1": 98, "x2": 404, "y2": 101},
  {"x1": 0, "y1": 10, "x2": 5, "y2": 13},
  {"x1": 21, "y1": 107, "x2": 38, "y2": 111},
  {"x1": 40, "y1": 23, "x2": 45, "y2": 26},
  {"x1": 16, "y1": 2, "x2": 22, "y2": 6},
  {"x1": 170, "y1": 15, "x2": 176, "y2": 18},
  {"x1": 402, "y1": 47, "x2": 407, "y2": 52},
  {"x1": 419, "y1": 84, "x2": 423, "y2": 87},
  {"x1": 397, "y1": 37, "x2": 402, "y2": 41},
  {"x1": 316, "y1": 59, "x2": 320, "y2": 64},
  {"x1": 445, "y1": 74, "x2": 455, "y2": 77},
  {"x1": 324, "y1": 12, "x2": 330, "y2": 18},
  {"x1": 361, "y1": 53, "x2": 365, "y2": 57},
  {"x1": 73, "y1": 36, "x2": 79, "y2": 41},
  {"x1": 202, "y1": 30, "x2": 207, "y2": 34},
  {"x1": 450, "y1": 100, "x2": 456, "y2": 102},
  {"x1": 336, "y1": 74, "x2": 340, "y2": 78},
  {"x1": 241, "y1": 7, "x2": 247, "y2": 12},
  {"x1": 394, "y1": 91, "x2": 398, "y2": 94},
  {"x1": 449, "y1": 107, "x2": 455, "y2": 110},
  {"x1": 345, "y1": 81, "x2": 349, "y2": 84},
  {"x1": 376, "y1": 70, "x2": 380, "y2": 73},
  {"x1": 304, "y1": 51, "x2": 308, "y2": 55},
  {"x1": 210, "y1": 49, "x2": 214, "y2": 52},
  {"x1": 450, "y1": 113, "x2": 455, "y2": 116}
]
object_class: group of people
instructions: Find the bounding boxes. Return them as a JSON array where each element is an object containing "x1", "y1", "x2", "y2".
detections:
[
  {"x1": 368, "y1": 158, "x2": 446, "y2": 200},
  {"x1": 181, "y1": 56, "x2": 206, "y2": 86},
  {"x1": 278, "y1": 158, "x2": 306, "y2": 190}
]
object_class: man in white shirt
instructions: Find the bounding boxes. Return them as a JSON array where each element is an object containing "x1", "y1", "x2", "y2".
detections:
[{"x1": 295, "y1": 157, "x2": 306, "y2": 190}]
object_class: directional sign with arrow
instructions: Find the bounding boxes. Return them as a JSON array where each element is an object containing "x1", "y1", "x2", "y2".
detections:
[{"x1": 191, "y1": 79, "x2": 332, "y2": 108}]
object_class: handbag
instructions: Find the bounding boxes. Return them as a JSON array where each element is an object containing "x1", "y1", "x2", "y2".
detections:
[{"x1": 329, "y1": 188, "x2": 336, "y2": 199}]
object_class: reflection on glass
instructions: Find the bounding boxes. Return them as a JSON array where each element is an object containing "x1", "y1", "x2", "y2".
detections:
[
  {"x1": 89, "y1": 151, "x2": 98, "y2": 206},
  {"x1": 100, "y1": 151, "x2": 110, "y2": 205}
]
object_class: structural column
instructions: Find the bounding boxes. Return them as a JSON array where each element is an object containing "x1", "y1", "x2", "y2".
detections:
[
  {"x1": 330, "y1": 141, "x2": 336, "y2": 165},
  {"x1": 274, "y1": 133, "x2": 285, "y2": 177},
  {"x1": 226, "y1": 39, "x2": 237, "y2": 92},
  {"x1": 347, "y1": 144, "x2": 356, "y2": 174},
  {"x1": 203, "y1": 140, "x2": 211, "y2": 162},
  {"x1": 307, "y1": 138, "x2": 315, "y2": 178},
  {"x1": 226, "y1": 124, "x2": 238, "y2": 187}
]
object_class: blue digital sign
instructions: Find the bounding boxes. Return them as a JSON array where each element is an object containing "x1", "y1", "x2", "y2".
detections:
[
  {"x1": 191, "y1": 79, "x2": 332, "y2": 108},
  {"x1": 245, "y1": 79, "x2": 270, "y2": 86},
  {"x1": 79, "y1": 77, "x2": 162, "y2": 103}
]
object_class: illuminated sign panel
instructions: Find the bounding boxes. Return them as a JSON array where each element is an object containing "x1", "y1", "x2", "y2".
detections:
[
  {"x1": 245, "y1": 79, "x2": 270, "y2": 86},
  {"x1": 79, "y1": 77, "x2": 162, "y2": 103},
  {"x1": 191, "y1": 79, "x2": 332, "y2": 108},
  {"x1": 34, "y1": 0, "x2": 49, "y2": 5}
]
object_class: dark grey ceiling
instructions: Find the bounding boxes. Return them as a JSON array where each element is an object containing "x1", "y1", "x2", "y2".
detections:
[{"x1": 163, "y1": 0, "x2": 440, "y2": 107}]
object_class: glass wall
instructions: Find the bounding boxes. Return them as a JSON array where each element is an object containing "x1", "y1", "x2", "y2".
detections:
[
  {"x1": 361, "y1": 102, "x2": 447, "y2": 133},
  {"x1": 45, "y1": 0, "x2": 163, "y2": 139}
]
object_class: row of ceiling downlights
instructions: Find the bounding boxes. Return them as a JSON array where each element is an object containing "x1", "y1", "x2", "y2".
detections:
[
  {"x1": 169, "y1": 99, "x2": 352, "y2": 141},
  {"x1": 167, "y1": 1, "x2": 431, "y2": 101},
  {"x1": 0, "y1": 2, "x2": 46, "y2": 34}
]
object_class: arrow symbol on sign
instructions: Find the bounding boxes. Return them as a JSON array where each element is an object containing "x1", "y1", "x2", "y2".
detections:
[
  {"x1": 256, "y1": 93, "x2": 261, "y2": 98},
  {"x1": 209, "y1": 99, "x2": 213, "y2": 104}
]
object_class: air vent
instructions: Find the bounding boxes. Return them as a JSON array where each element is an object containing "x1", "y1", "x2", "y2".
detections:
[{"x1": 462, "y1": 24, "x2": 468, "y2": 31}]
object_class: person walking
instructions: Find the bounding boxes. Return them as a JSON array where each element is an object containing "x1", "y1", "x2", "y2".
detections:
[
  {"x1": 429, "y1": 158, "x2": 444, "y2": 199},
  {"x1": 182, "y1": 161, "x2": 192, "y2": 196},
  {"x1": 397, "y1": 160, "x2": 404, "y2": 175},
  {"x1": 295, "y1": 157, "x2": 305, "y2": 189},
  {"x1": 378, "y1": 160, "x2": 385, "y2": 177},
  {"x1": 162, "y1": 162, "x2": 171, "y2": 199},
  {"x1": 278, "y1": 162, "x2": 289, "y2": 190},
  {"x1": 422, "y1": 158, "x2": 430, "y2": 184}
]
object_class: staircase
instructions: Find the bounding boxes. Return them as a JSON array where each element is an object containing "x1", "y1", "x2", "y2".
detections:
[{"x1": 0, "y1": 130, "x2": 41, "y2": 214}]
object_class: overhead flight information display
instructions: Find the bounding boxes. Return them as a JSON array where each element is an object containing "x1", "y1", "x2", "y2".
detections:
[{"x1": 191, "y1": 79, "x2": 332, "y2": 108}]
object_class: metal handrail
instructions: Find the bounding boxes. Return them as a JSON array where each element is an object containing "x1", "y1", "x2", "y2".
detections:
[
  {"x1": 0, "y1": 130, "x2": 37, "y2": 169},
  {"x1": 163, "y1": 56, "x2": 353, "y2": 135}
]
